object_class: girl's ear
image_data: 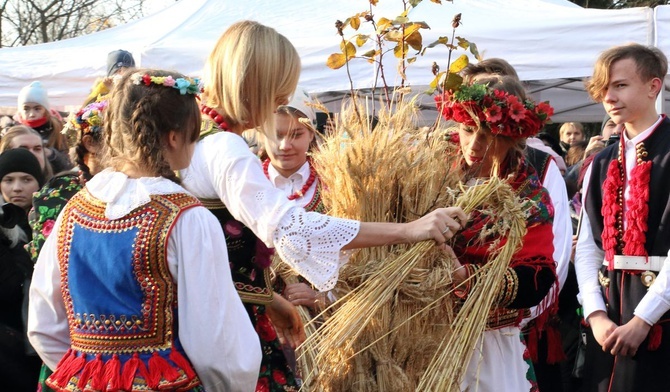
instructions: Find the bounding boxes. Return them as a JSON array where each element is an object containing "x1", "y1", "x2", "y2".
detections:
[
  {"x1": 81, "y1": 135, "x2": 100, "y2": 154},
  {"x1": 165, "y1": 130, "x2": 180, "y2": 150}
]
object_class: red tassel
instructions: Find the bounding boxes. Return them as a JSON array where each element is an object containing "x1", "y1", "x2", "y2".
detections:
[
  {"x1": 545, "y1": 324, "x2": 567, "y2": 364},
  {"x1": 53, "y1": 351, "x2": 86, "y2": 386},
  {"x1": 51, "y1": 349, "x2": 75, "y2": 385},
  {"x1": 102, "y1": 354, "x2": 121, "y2": 391},
  {"x1": 91, "y1": 356, "x2": 109, "y2": 391},
  {"x1": 120, "y1": 353, "x2": 141, "y2": 391},
  {"x1": 526, "y1": 327, "x2": 539, "y2": 363},
  {"x1": 77, "y1": 353, "x2": 103, "y2": 389},
  {"x1": 169, "y1": 350, "x2": 196, "y2": 379},
  {"x1": 146, "y1": 352, "x2": 180, "y2": 388},
  {"x1": 54, "y1": 348, "x2": 74, "y2": 370},
  {"x1": 648, "y1": 324, "x2": 662, "y2": 351}
]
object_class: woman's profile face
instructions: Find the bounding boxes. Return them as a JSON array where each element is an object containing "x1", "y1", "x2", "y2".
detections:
[{"x1": 458, "y1": 124, "x2": 509, "y2": 176}]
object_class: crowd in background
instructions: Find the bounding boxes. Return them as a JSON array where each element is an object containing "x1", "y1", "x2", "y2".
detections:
[{"x1": 0, "y1": 30, "x2": 667, "y2": 392}]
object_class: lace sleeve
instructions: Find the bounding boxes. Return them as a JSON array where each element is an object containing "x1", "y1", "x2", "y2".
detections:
[{"x1": 272, "y1": 207, "x2": 360, "y2": 291}]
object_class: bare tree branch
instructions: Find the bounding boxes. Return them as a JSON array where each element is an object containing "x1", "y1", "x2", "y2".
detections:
[{"x1": 1, "y1": 0, "x2": 148, "y2": 46}]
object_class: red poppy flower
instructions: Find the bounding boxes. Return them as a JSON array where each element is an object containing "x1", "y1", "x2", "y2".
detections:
[{"x1": 508, "y1": 100, "x2": 526, "y2": 122}]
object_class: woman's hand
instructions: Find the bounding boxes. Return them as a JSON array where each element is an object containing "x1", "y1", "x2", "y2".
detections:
[
  {"x1": 284, "y1": 283, "x2": 318, "y2": 309},
  {"x1": 266, "y1": 293, "x2": 306, "y2": 349},
  {"x1": 404, "y1": 207, "x2": 468, "y2": 245},
  {"x1": 445, "y1": 245, "x2": 467, "y2": 285}
]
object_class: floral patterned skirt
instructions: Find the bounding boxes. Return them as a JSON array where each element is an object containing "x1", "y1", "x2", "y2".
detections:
[{"x1": 247, "y1": 304, "x2": 299, "y2": 392}]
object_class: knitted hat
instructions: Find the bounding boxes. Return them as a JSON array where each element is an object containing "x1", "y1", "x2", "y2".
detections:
[
  {"x1": 284, "y1": 87, "x2": 317, "y2": 131},
  {"x1": 17, "y1": 81, "x2": 50, "y2": 111},
  {"x1": 0, "y1": 148, "x2": 45, "y2": 188},
  {"x1": 601, "y1": 115, "x2": 612, "y2": 133},
  {"x1": 107, "y1": 49, "x2": 136, "y2": 77}
]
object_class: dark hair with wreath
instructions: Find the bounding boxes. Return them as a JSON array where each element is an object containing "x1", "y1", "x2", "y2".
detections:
[{"x1": 102, "y1": 69, "x2": 201, "y2": 183}]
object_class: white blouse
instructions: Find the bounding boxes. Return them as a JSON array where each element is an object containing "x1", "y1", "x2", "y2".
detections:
[
  {"x1": 180, "y1": 132, "x2": 360, "y2": 291},
  {"x1": 27, "y1": 170, "x2": 261, "y2": 392},
  {"x1": 267, "y1": 161, "x2": 317, "y2": 204}
]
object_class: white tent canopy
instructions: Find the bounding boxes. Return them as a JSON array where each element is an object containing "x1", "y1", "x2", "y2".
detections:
[{"x1": 0, "y1": 0, "x2": 665, "y2": 123}]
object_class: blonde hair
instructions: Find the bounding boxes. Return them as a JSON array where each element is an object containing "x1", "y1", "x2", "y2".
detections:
[
  {"x1": 274, "y1": 107, "x2": 322, "y2": 151},
  {"x1": 102, "y1": 69, "x2": 200, "y2": 183},
  {"x1": 586, "y1": 43, "x2": 668, "y2": 102},
  {"x1": 203, "y1": 20, "x2": 301, "y2": 133},
  {"x1": 0, "y1": 125, "x2": 54, "y2": 179},
  {"x1": 559, "y1": 122, "x2": 583, "y2": 137}
]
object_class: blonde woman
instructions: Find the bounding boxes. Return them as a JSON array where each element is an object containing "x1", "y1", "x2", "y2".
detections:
[{"x1": 180, "y1": 20, "x2": 466, "y2": 391}]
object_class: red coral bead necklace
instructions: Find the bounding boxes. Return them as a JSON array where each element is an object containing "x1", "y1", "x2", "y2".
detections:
[
  {"x1": 262, "y1": 158, "x2": 317, "y2": 201},
  {"x1": 201, "y1": 104, "x2": 230, "y2": 131}
]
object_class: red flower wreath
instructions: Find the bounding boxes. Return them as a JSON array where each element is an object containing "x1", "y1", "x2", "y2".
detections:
[{"x1": 435, "y1": 83, "x2": 554, "y2": 139}]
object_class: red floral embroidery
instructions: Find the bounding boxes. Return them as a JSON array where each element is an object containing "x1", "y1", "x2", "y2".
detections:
[
  {"x1": 272, "y1": 369, "x2": 287, "y2": 384},
  {"x1": 255, "y1": 376, "x2": 270, "y2": 392},
  {"x1": 42, "y1": 219, "x2": 55, "y2": 236},
  {"x1": 255, "y1": 313, "x2": 278, "y2": 342}
]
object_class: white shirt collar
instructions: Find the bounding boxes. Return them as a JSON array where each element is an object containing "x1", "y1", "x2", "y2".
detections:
[
  {"x1": 623, "y1": 115, "x2": 663, "y2": 145},
  {"x1": 267, "y1": 161, "x2": 310, "y2": 187},
  {"x1": 86, "y1": 168, "x2": 187, "y2": 220}
]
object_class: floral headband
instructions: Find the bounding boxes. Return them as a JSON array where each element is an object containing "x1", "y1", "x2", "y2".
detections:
[
  {"x1": 61, "y1": 99, "x2": 108, "y2": 146},
  {"x1": 435, "y1": 83, "x2": 554, "y2": 139},
  {"x1": 130, "y1": 72, "x2": 202, "y2": 95},
  {"x1": 76, "y1": 100, "x2": 108, "y2": 135}
]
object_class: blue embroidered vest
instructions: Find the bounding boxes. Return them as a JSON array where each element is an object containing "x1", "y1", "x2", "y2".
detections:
[{"x1": 48, "y1": 189, "x2": 202, "y2": 392}]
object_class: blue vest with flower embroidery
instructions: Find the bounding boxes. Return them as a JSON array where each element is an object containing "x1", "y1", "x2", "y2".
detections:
[{"x1": 48, "y1": 189, "x2": 202, "y2": 392}]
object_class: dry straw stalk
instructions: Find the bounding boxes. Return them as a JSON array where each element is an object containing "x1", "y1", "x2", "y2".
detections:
[{"x1": 297, "y1": 97, "x2": 528, "y2": 391}]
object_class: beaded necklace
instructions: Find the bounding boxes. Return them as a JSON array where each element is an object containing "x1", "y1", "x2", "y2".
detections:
[
  {"x1": 600, "y1": 135, "x2": 651, "y2": 269},
  {"x1": 200, "y1": 104, "x2": 230, "y2": 131},
  {"x1": 262, "y1": 158, "x2": 317, "y2": 201}
]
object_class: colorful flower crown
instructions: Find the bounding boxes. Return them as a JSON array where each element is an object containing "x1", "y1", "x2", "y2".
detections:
[
  {"x1": 435, "y1": 83, "x2": 554, "y2": 139},
  {"x1": 75, "y1": 100, "x2": 108, "y2": 135},
  {"x1": 130, "y1": 72, "x2": 202, "y2": 95},
  {"x1": 61, "y1": 100, "x2": 108, "y2": 146}
]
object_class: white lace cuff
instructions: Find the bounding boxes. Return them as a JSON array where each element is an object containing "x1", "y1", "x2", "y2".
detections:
[{"x1": 272, "y1": 208, "x2": 359, "y2": 291}]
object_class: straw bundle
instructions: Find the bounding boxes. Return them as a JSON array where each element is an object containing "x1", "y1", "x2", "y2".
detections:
[{"x1": 298, "y1": 97, "x2": 529, "y2": 391}]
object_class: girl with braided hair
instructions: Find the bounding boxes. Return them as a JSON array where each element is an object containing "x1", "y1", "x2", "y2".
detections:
[
  {"x1": 28, "y1": 69, "x2": 260, "y2": 392},
  {"x1": 26, "y1": 100, "x2": 105, "y2": 264}
]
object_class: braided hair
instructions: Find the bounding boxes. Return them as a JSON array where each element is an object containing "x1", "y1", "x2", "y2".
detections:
[{"x1": 102, "y1": 69, "x2": 200, "y2": 182}]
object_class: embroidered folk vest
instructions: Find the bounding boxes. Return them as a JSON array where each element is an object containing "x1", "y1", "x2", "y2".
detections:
[
  {"x1": 199, "y1": 198, "x2": 274, "y2": 305},
  {"x1": 585, "y1": 117, "x2": 670, "y2": 258},
  {"x1": 48, "y1": 189, "x2": 202, "y2": 392}
]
